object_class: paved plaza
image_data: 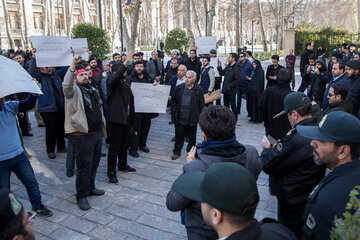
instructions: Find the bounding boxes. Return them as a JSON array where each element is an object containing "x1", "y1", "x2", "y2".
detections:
[{"x1": 12, "y1": 59, "x2": 302, "y2": 240}]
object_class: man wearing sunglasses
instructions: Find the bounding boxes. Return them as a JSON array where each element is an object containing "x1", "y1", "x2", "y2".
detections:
[{"x1": 0, "y1": 188, "x2": 36, "y2": 240}]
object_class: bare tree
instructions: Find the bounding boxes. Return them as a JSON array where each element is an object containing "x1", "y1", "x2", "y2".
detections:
[
  {"x1": 235, "y1": 0, "x2": 240, "y2": 49},
  {"x1": 129, "y1": 0, "x2": 142, "y2": 50},
  {"x1": 186, "y1": 0, "x2": 195, "y2": 46},
  {"x1": 257, "y1": 0, "x2": 268, "y2": 51},
  {"x1": 65, "y1": 0, "x2": 75, "y2": 37},
  {"x1": 207, "y1": 0, "x2": 216, "y2": 36},
  {"x1": 2, "y1": 0, "x2": 15, "y2": 49},
  {"x1": 21, "y1": 0, "x2": 29, "y2": 45},
  {"x1": 191, "y1": 0, "x2": 202, "y2": 37}
]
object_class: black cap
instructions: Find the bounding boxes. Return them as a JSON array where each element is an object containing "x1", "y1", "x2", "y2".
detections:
[
  {"x1": 297, "y1": 111, "x2": 360, "y2": 143},
  {"x1": 350, "y1": 43, "x2": 357, "y2": 48},
  {"x1": 346, "y1": 60, "x2": 360, "y2": 69},
  {"x1": 172, "y1": 162, "x2": 259, "y2": 215},
  {"x1": 0, "y1": 188, "x2": 24, "y2": 235},
  {"x1": 209, "y1": 49, "x2": 217, "y2": 54}
]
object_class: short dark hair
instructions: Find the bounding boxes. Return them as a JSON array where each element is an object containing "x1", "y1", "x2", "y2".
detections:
[
  {"x1": 137, "y1": 52, "x2": 144, "y2": 56},
  {"x1": 190, "y1": 49, "x2": 197, "y2": 54},
  {"x1": 331, "y1": 82, "x2": 348, "y2": 100},
  {"x1": 0, "y1": 211, "x2": 26, "y2": 240},
  {"x1": 306, "y1": 42, "x2": 313, "y2": 48},
  {"x1": 134, "y1": 60, "x2": 144, "y2": 66},
  {"x1": 271, "y1": 55, "x2": 279, "y2": 61},
  {"x1": 88, "y1": 57, "x2": 96, "y2": 63},
  {"x1": 229, "y1": 52, "x2": 238, "y2": 61},
  {"x1": 334, "y1": 142, "x2": 360, "y2": 160},
  {"x1": 223, "y1": 195, "x2": 259, "y2": 227},
  {"x1": 133, "y1": 53, "x2": 140, "y2": 58},
  {"x1": 246, "y1": 51, "x2": 252, "y2": 57},
  {"x1": 199, "y1": 105, "x2": 236, "y2": 141},
  {"x1": 289, "y1": 100, "x2": 312, "y2": 117},
  {"x1": 111, "y1": 62, "x2": 122, "y2": 73},
  {"x1": 308, "y1": 54, "x2": 316, "y2": 60},
  {"x1": 334, "y1": 61, "x2": 346, "y2": 72},
  {"x1": 239, "y1": 52, "x2": 246, "y2": 57},
  {"x1": 90, "y1": 53, "x2": 97, "y2": 58},
  {"x1": 203, "y1": 56, "x2": 210, "y2": 62},
  {"x1": 13, "y1": 52, "x2": 24, "y2": 58},
  {"x1": 112, "y1": 53, "x2": 120, "y2": 59}
]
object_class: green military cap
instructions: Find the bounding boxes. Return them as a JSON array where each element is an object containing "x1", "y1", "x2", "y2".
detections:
[{"x1": 273, "y1": 92, "x2": 311, "y2": 119}]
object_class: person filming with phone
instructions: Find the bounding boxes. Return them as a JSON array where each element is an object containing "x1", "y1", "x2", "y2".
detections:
[
  {"x1": 260, "y1": 92, "x2": 326, "y2": 239},
  {"x1": 299, "y1": 54, "x2": 317, "y2": 93}
]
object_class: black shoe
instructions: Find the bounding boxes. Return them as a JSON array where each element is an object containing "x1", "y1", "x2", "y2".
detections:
[
  {"x1": 185, "y1": 137, "x2": 189, "y2": 142},
  {"x1": 101, "y1": 153, "x2": 107, "y2": 157},
  {"x1": 48, "y1": 152, "x2": 56, "y2": 159},
  {"x1": 139, "y1": 146, "x2": 150, "y2": 153},
  {"x1": 119, "y1": 165, "x2": 136, "y2": 173},
  {"x1": 38, "y1": 123, "x2": 45, "y2": 127},
  {"x1": 23, "y1": 132, "x2": 33, "y2": 137},
  {"x1": 90, "y1": 188, "x2": 105, "y2": 196},
  {"x1": 66, "y1": 169, "x2": 73, "y2": 177},
  {"x1": 129, "y1": 150, "x2": 139, "y2": 158},
  {"x1": 168, "y1": 120, "x2": 174, "y2": 124},
  {"x1": 77, "y1": 197, "x2": 91, "y2": 210},
  {"x1": 171, "y1": 137, "x2": 175, "y2": 142},
  {"x1": 171, "y1": 154, "x2": 181, "y2": 160},
  {"x1": 108, "y1": 174, "x2": 119, "y2": 184},
  {"x1": 33, "y1": 204, "x2": 53, "y2": 217}
]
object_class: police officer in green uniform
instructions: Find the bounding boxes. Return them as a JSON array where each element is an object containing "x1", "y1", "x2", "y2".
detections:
[
  {"x1": 297, "y1": 111, "x2": 360, "y2": 240},
  {"x1": 261, "y1": 92, "x2": 325, "y2": 239}
]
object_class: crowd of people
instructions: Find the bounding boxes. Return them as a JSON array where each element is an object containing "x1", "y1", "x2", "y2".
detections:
[{"x1": 1, "y1": 41, "x2": 360, "y2": 240}]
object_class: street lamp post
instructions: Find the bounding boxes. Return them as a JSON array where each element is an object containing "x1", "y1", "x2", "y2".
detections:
[
  {"x1": 119, "y1": 0, "x2": 134, "y2": 52},
  {"x1": 205, "y1": 10, "x2": 216, "y2": 36},
  {"x1": 251, "y1": 20, "x2": 259, "y2": 53}
]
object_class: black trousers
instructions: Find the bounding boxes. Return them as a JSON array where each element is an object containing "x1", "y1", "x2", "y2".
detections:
[
  {"x1": 223, "y1": 93, "x2": 238, "y2": 119},
  {"x1": 173, "y1": 122, "x2": 197, "y2": 155},
  {"x1": 70, "y1": 131, "x2": 102, "y2": 198},
  {"x1": 40, "y1": 111, "x2": 66, "y2": 153},
  {"x1": 130, "y1": 113, "x2": 151, "y2": 151},
  {"x1": 214, "y1": 77, "x2": 222, "y2": 105},
  {"x1": 278, "y1": 202, "x2": 306, "y2": 239},
  {"x1": 107, "y1": 122, "x2": 129, "y2": 174},
  {"x1": 18, "y1": 112, "x2": 30, "y2": 134}
]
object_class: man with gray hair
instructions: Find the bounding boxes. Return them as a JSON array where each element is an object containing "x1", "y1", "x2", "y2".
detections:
[{"x1": 171, "y1": 70, "x2": 204, "y2": 160}]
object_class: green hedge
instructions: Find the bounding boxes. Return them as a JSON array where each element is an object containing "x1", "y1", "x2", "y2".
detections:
[
  {"x1": 295, "y1": 21, "x2": 359, "y2": 57},
  {"x1": 253, "y1": 50, "x2": 284, "y2": 61}
]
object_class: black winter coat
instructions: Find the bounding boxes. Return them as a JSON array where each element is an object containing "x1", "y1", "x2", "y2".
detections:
[
  {"x1": 324, "y1": 99, "x2": 353, "y2": 114},
  {"x1": 185, "y1": 57, "x2": 201, "y2": 81},
  {"x1": 347, "y1": 73, "x2": 360, "y2": 117},
  {"x1": 217, "y1": 64, "x2": 242, "y2": 95},
  {"x1": 308, "y1": 70, "x2": 329, "y2": 106},
  {"x1": 171, "y1": 83, "x2": 204, "y2": 126},
  {"x1": 261, "y1": 118, "x2": 326, "y2": 207},
  {"x1": 300, "y1": 49, "x2": 314, "y2": 76},
  {"x1": 106, "y1": 64, "x2": 135, "y2": 125}
]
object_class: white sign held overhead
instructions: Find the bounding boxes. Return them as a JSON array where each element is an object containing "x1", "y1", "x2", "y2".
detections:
[
  {"x1": 131, "y1": 82, "x2": 171, "y2": 114},
  {"x1": 30, "y1": 36, "x2": 73, "y2": 67},
  {"x1": 70, "y1": 38, "x2": 89, "y2": 61},
  {"x1": 195, "y1": 36, "x2": 217, "y2": 55},
  {"x1": 210, "y1": 57, "x2": 227, "y2": 77},
  {"x1": 0, "y1": 56, "x2": 42, "y2": 98}
]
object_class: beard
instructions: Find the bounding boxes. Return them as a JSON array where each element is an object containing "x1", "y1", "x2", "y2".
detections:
[
  {"x1": 136, "y1": 70, "x2": 144, "y2": 76},
  {"x1": 312, "y1": 148, "x2": 339, "y2": 170}
]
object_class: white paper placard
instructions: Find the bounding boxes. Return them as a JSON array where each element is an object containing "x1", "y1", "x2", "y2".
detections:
[
  {"x1": 0, "y1": 56, "x2": 42, "y2": 98},
  {"x1": 195, "y1": 36, "x2": 217, "y2": 55},
  {"x1": 71, "y1": 38, "x2": 89, "y2": 61},
  {"x1": 31, "y1": 36, "x2": 73, "y2": 67},
  {"x1": 131, "y1": 82, "x2": 171, "y2": 113},
  {"x1": 210, "y1": 57, "x2": 227, "y2": 77}
]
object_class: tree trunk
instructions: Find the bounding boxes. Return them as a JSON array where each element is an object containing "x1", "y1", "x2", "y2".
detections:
[
  {"x1": 235, "y1": 0, "x2": 240, "y2": 49},
  {"x1": 191, "y1": 0, "x2": 202, "y2": 37},
  {"x1": 65, "y1": 0, "x2": 74, "y2": 37},
  {"x1": 15, "y1": 0, "x2": 26, "y2": 46},
  {"x1": 186, "y1": 0, "x2": 195, "y2": 47},
  {"x1": 2, "y1": 0, "x2": 15, "y2": 49},
  {"x1": 258, "y1": 0, "x2": 268, "y2": 52},
  {"x1": 358, "y1": 0, "x2": 360, "y2": 40},
  {"x1": 21, "y1": 0, "x2": 29, "y2": 45},
  {"x1": 203, "y1": 0, "x2": 208, "y2": 35},
  {"x1": 129, "y1": 0, "x2": 142, "y2": 50},
  {"x1": 208, "y1": 0, "x2": 216, "y2": 36}
]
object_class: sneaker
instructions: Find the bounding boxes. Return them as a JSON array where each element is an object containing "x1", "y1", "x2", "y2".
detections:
[
  {"x1": 66, "y1": 169, "x2": 73, "y2": 178},
  {"x1": 129, "y1": 150, "x2": 140, "y2": 158},
  {"x1": 33, "y1": 204, "x2": 53, "y2": 217},
  {"x1": 171, "y1": 154, "x2": 181, "y2": 160},
  {"x1": 48, "y1": 152, "x2": 56, "y2": 159},
  {"x1": 108, "y1": 174, "x2": 119, "y2": 184},
  {"x1": 119, "y1": 165, "x2": 136, "y2": 173},
  {"x1": 77, "y1": 197, "x2": 91, "y2": 210}
]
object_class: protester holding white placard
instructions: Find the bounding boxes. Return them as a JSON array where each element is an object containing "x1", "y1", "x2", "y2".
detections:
[{"x1": 70, "y1": 38, "x2": 89, "y2": 61}]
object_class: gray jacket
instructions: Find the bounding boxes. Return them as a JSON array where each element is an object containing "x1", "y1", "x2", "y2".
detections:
[
  {"x1": 146, "y1": 59, "x2": 163, "y2": 80},
  {"x1": 166, "y1": 142, "x2": 262, "y2": 239}
]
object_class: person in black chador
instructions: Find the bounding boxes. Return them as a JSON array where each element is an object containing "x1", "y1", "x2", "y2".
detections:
[{"x1": 247, "y1": 60, "x2": 264, "y2": 123}]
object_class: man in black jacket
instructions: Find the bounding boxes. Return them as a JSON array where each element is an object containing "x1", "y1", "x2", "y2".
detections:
[
  {"x1": 325, "y1": 82, "x2": 353, "y2": 114},
  {"x1": 265, "y1": 55, "x2": 284, "y2": 88},
  {"x1": 346, "y1": 60, "x2": 360, "y2": 118},
  {"x1": 217, "y1": 53, "x2": 242, "y2": 120},
  {"x1": 299, "y1": 42, "x2": 314, "y2": 92},
  {"x1": 171, "y1": 70, "x2": 204, "y2": 160},
  {"x1": 261, "y1": 92, "x2": 325, "y2": 239},
  {"x1": 185, "y1": 49, "x2": 201, "y2": 82},
  {"x1": 127, "y1": 61, "x2": 156, "y2": 157},
  {"x1": 106, "y1": 51, "x2": 136, "y2": 184}
]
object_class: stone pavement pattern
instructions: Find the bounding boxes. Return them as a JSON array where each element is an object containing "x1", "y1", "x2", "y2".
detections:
[{"x1": 11, "y1": 59, "x2": 302, "y2": 240}]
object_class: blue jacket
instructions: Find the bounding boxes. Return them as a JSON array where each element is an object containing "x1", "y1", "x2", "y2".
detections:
[
  {"x1": 237, "y1": 59, "x2": 254, "y2": 82},
  {"x1": 322, "y1": 73, "x2": 349, "y2": 110},
  {"x1": 36, "y1": 67, "x2": 67, "y2": 113}
]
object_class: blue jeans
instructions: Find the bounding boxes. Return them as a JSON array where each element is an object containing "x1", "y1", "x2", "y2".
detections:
[{"x1": 0, "y1": 152, "x2": 42, "y2": 209}]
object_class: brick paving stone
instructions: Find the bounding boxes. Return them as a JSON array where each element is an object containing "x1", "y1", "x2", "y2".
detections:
[{"x1": 9, "y1": 58, "x2": 303, "y2": 239}]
